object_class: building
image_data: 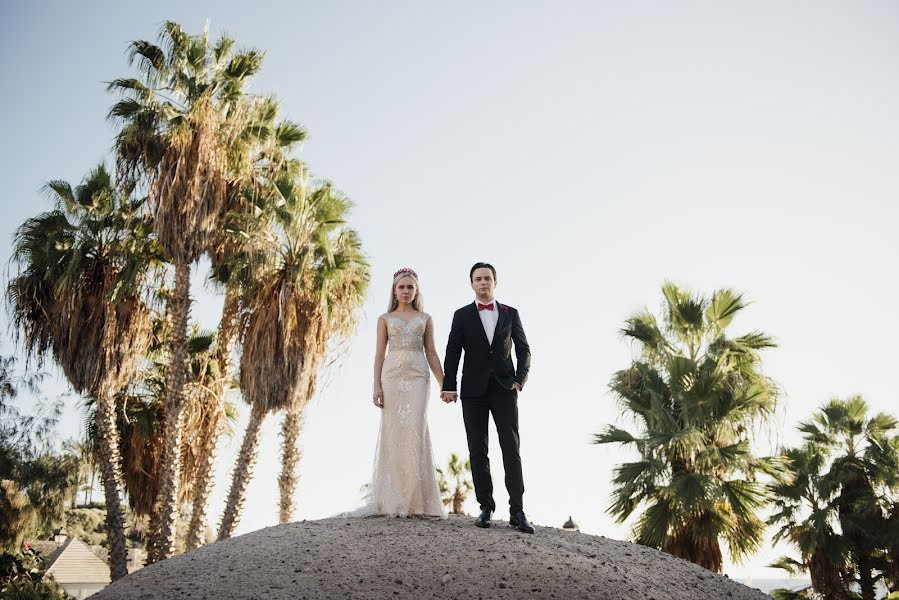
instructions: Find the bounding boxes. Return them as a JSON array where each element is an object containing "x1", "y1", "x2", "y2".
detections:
[{"x1": 43, "y1": 537, "x2": 111, "y2": 599}]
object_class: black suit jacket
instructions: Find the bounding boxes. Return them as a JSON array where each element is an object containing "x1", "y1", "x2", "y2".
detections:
[{"x1": 442, "y1": 301, "x2": 531, "y2": 398}]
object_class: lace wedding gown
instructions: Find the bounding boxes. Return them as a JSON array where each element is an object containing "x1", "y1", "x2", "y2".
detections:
[{"x1": 362, "y1": 312, "x2": 445, "y2": 518}]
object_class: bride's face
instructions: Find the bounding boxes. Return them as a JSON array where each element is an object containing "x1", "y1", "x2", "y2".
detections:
[{"x1": 394, "y1": 276, "x2": 417, "y2": 306}]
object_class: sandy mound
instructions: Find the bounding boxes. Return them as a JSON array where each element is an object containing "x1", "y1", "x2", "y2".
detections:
[{"x1": 91, "y1": 515, "x2": 770, "y2": 599}]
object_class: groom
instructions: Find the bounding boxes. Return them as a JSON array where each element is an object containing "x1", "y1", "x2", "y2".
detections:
[{"x1": 441, "y1": 262, "x2": 533, "y2": 533}]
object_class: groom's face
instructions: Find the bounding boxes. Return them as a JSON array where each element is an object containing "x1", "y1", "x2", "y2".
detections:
[{"x1": 470, "y1": 268, "x2": 496, "y2": 300}]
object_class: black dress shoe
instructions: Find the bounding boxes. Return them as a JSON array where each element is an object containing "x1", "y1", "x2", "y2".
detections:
[
  {"x1": 475, "y1": 509, "x2": 492, "y2": 528},
  {"x1": 510, "y1": 511, "x2": 535, "y2": 534}
]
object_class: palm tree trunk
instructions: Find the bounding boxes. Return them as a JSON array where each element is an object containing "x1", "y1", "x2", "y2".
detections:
[
  {"x1": 94, "y1": 389, "x2": 130, "y2": 581},
  {"x1": 145, "y1": 503, "x2": 161, "y2": 564},
  {"x1": 218, "y1": 403, "x2": 267, "y2": 540},
  {"x1": 278, "y1": 401, "x2": 305, "y2": 524},
  {"x1": 185, "y1": 286, "x2": 240, "y2": 550},
  {"x1": 147, "y1": 261, "x2": 192, "y2": 563},
  {"x1": 889, "y1": 542, "x2": 899, "y2": 593},
  {"x1": 663, "y1": 517, "x2": 723, "y2": 573},
  {"x1": 858, "y1": 555, "x2": 876, "y2": 600},
  {"x1": 182, "y1": 397, "x2": 222, "y2": 550},
  {"x1": 92, "y1": 306, "x2": 130, "y2": 580},
  {"x1": 810, "y1": 551, "x2": 849, "y2": 600}
]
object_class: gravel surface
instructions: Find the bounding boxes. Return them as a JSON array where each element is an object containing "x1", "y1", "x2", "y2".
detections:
[{"x1": 90, "y1": 514, "x2": 772, "y2": 599}]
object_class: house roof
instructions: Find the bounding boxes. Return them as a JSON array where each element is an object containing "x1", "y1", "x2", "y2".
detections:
[
  {"x1": 44, "y1": 538, "x2": 111, "y2": 584},
  {"x1": 28, "y1": 540, "x2": 61, "y2": 559}
]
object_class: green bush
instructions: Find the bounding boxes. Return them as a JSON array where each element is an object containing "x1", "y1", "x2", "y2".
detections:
[
  {"x1": 0, "y1": 547, "x2": 72, "y2": 599},
  {"x1": 0, "y1": 579, "x2": 72, "y2": 600},
  {"x1": 62, "y1": 508, "x2": 106, "y2": 546},
  {"x1": 0, "y1": 547, "x2": 43, "y2": 583}
]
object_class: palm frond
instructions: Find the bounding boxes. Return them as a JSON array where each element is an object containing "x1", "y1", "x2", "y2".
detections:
[
  {"x1": 705, "y1": 288, "x2": 746, "y2": 331},
  {"x1": 126, "y1": 40, "x2": 166, "y2": 75},
  {"x1": 593, "y1": 425, "x2": 640, "y2": 446},
  {"x1": 275, "y1": 121, "x2": 308, "y2": 148}
]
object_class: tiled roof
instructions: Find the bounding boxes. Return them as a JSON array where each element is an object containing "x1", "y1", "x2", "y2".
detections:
[{"x1": 44, "y1": 538, "x2": 111, "y2": 584}]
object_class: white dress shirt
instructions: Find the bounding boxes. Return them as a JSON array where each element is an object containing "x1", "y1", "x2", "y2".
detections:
[{"x1": 475, "y1": 298, "x2": 499, "y2": 345}]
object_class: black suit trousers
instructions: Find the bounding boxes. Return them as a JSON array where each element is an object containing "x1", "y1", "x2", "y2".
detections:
[{"x1": 461, "y1": 376, "x2": 524, "y2": 514}]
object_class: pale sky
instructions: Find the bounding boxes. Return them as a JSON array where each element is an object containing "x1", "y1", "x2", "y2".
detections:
[{"x1": 2, "y1": 0, "x2": 899, "y2": 581}]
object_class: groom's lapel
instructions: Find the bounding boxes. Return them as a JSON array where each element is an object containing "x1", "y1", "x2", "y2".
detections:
[
  {"x1": 469, "y1": 302, "x2": 491, "y2": 346},
  {"x1": 493, "y1": 301, "x2": 507, "y2": 347}
]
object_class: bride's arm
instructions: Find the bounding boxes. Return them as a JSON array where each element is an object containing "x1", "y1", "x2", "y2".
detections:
[
  {"x1": 424, "y1": 316, "x2": 445, "y2": 389},
  {"x1": 372, "y1": 317, "x2": 388, "y2": 408}
]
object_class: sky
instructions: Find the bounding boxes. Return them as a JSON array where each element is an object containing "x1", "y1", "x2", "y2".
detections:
[{"x1": 2, "y1": 0, "x2": 899, "y2": 581}]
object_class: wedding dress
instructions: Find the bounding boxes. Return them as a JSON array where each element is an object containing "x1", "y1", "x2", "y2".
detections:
[{"x1": 359, "y1": 312, "x2": 445, "y2": 517}]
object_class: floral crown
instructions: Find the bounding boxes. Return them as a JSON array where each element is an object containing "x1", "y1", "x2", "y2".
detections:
[{"x1": 393, "y1": 267, "x2": 418, "y2": 280}]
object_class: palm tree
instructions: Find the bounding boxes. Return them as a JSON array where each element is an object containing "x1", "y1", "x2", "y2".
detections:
[
  {"x1": 61, "y1": 438, "x2": 98, "y2": 507},
  {"x1": 218, "y1": 173, "x2": 369, "y2": 537},
  {"x1": 884, "y1": 497, "x2": 899, "y2": 593},
  {"x1": 436, "y1": 453, "x2": 473, "y2": 514},
  {"x1": 276, "y1": 183, "x2": 368, "y2": 525},
  {"x1": 768, "y1": 443, "x2": 852, "y2": 600},
  {"x1": 85, "y1": 318, "x2": 238, "y2": 539},
  {"x1": 185, "y1": 100, "x2": 307, "y2": 550},
  {"x1": 108, "y1": 21, "x2": 265, "y2": 562},
  {"x1": 593, "y1": 282, "x2": 779, "y2": 573},
  {"x1": 767, "y1": 587, "x2": 815, "y2": 600},
  {"x1": 797, "y1": 397, "x2": 899, "y2": 600},
  {"x1": 177, "y1": 326, "x2": 239, "y2": 547},
  {"x1": 6, "y1": 165, "x2": 158, "y2": 579}
]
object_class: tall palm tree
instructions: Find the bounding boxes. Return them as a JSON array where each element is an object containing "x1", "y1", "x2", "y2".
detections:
[
  {"x1": 185, "y1": 101, "x2": 307, "y2": 550},
  {"x1": 177, "y1": 326, "x2": 239, "y2": 545},
  {"x1": 6, "y1": 165, "x2": 158, "y2": 579},
  {"x1": 217, "y1": 174, "x2": 369, "y2": 537},
  {"x1": 108, "y1": 21, "x2": 265, "y2": 562},
  {"x1": 798, "y1": 397, "x2": 899, "y2": 600},
  {"x1": 768, "y1": 443, "x2": 852, "y2": 600},
  {"x1": 276, "y1": 183, "x2": 368, "y2": 524},
  {"x1": 85, "y1": 317, "x2": 238, "y2": 533},
  {"x1": 594, "y1": 282, "x2": 779, "y2": 573},
  {"x1": 436, "y1": 453, "x2": 473, "y2": 515}
]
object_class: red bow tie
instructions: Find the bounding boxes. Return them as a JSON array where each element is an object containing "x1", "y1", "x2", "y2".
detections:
[{"x1": 477, "y1": 303, "x2": 494, "y2": 311}]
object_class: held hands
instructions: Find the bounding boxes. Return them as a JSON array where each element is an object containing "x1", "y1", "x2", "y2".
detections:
[
  {"x1": 372, "y1": 388, "x2": 384, "y2": 409},
  {"x1": 439, "y1": 386, "x2": 518, "y2": 402}
]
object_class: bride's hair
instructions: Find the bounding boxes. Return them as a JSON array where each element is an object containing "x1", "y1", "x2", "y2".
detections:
[{"x1": 388, "y1": 267, "x2": 424, "y2": 312}]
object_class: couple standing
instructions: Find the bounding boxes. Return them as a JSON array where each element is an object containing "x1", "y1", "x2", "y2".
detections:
[{"x1": 365, "y1": 262, "x2": 533, "y2": 533}]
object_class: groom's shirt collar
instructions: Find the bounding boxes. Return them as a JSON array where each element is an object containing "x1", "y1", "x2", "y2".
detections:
[{"x1": 474, "y1": 298, "x2": 499, "y2": 345}]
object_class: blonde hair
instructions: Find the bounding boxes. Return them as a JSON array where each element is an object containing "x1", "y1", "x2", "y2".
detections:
[{"x1": 388, "y1": 268, "x2": 424, "y2": 312}]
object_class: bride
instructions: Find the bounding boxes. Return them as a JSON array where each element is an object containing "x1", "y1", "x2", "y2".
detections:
[{"x1": 362, "y1": 267, "x2": 446, "y2": 518}]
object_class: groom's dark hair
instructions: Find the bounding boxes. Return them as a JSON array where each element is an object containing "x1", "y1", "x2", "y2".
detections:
[{"x1": 470, "y1": 262, "x2": 497, "y2": 281}]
